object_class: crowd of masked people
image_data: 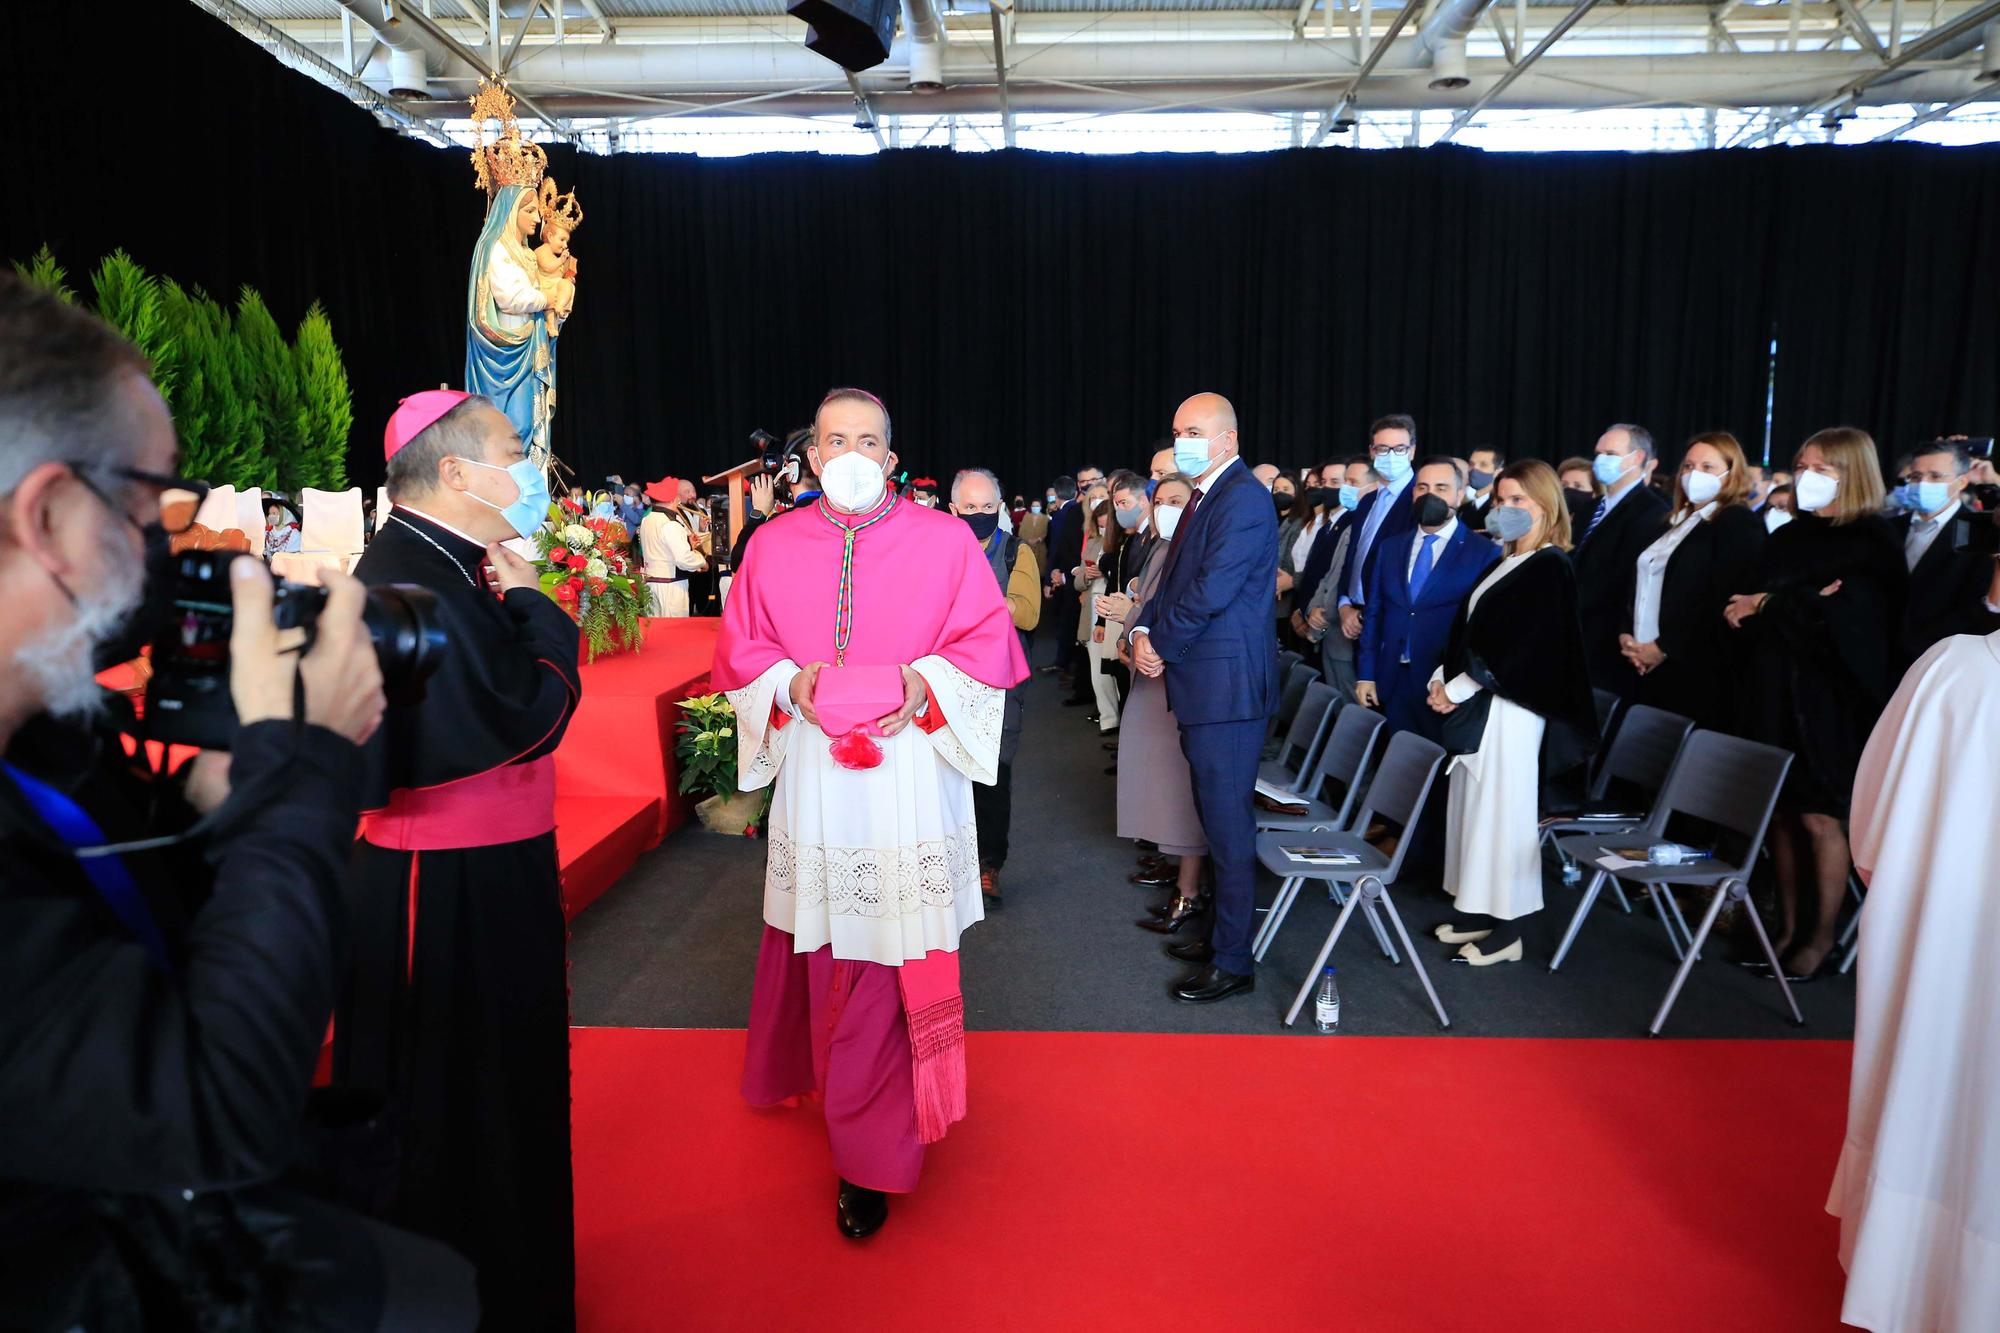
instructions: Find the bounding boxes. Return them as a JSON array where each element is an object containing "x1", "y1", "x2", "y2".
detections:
[{"x1": 1032, "y1": 410, "x2": 2000, "y2": 1001}]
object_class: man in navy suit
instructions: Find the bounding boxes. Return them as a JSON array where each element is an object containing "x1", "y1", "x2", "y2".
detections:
[
  {"x1": 1330, "y1": 415, "x2": 1421, "y2": 657},
  {"x1": 1130, "y1": 393, "x2": 1279, "y2": 1003},
  {"x1": 1356, "y1": 458, "x2": 1500, "y2": 741}
]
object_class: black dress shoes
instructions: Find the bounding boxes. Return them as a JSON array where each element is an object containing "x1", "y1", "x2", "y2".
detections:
[
  {"x1": 1128, "y1": 868, "x2": 1176, "y2": 888},
  {"x1": 1171, "y1": 965, "x2": 1255, "y2": 1003},
  {"x1": 837, "y1": 1179, "x2": 888, "y2": 1239},
  {"x1": 1165, "y1": 938, "x2": 1214, "y2": 964},
  {"x1": 1137, "y1": 895, "x2": 1208, "y2": 934},
  {"x1": 1103, "y1": 763, "x2": 1118, "y2": 776}
]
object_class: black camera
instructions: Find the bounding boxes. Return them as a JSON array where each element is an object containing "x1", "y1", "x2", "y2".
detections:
[{"x1": 144, "y1": 550, "x2": 448, "y2": 749}]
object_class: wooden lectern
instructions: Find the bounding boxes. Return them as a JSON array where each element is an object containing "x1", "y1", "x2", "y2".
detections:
[{"x1": 702, "y1": 458, "x2": 770, "y2": 552}]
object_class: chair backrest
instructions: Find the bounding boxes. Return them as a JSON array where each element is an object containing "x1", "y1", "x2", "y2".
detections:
[
  {"x1": 1354, "y1": 731, "x2": 1446, "y2": 881},
  {"x1": 301, "y1": 487, "x2": 366, "y2": 559},
  {"x1": 233, "y1": 487, "x2": 266, "y2": 551},
  {"x1": 376, "y1": 486, "x2": 391, "y2": 534},
  {"x1": 1592, "y1": 688, "x2": 1622, "y2": 737},
  {"x1": 1277, "y1": 649, "x2": 1305, "y2": 679},
  {"x1": 1270, "y1": 663, "x2": 1316, "y2": 736},
  {"x1": 1647, "y1": 730, "x2": 1794, "y2": 870},
  {"x1": 1275, "y1": 681, "x2": 1339, "y2": 780},
  {"x1": 193, "y1": 483, "x2": 237, "y2": 533},
  {"x1": 1590, "y1": 704, "x2": 1695, "y2": 802},
  {"x1": 1303, "y1": 701, "x2": 1386, "y2": 828}
]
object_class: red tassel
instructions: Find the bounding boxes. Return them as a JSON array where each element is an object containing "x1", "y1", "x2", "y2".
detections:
[
  {"x1": 907, "y1": 992, "x2": 967, "y2": 1144},
  {"x1": 828, "y1": 727, "x2": 884, "y2": 770}
]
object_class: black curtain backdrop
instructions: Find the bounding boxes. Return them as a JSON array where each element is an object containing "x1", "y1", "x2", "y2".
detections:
[{"x1": 12, "y1": 1, "x2": 1999, "y2": 498}]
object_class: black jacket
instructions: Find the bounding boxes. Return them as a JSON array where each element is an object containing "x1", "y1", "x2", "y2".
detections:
[
  {"x1": 1895, "y1": 506, "x2": 2000, "y2": 669},
  {"x1": 1046, "y1": 499, "x2": 1085, "y2": 590},
  {"x1": 1571, "y1": 483, "x2": 1671, "y2": 697},
  {"x1": 1439, "y1": 546, "x2": 1599, "y2": 779},
  {"x1": 1622, "y1": 503, "x2": 1765, "y2": 731},
  {"x1": 0, "y1": 712, "x2": 364, "y2": 1329}
]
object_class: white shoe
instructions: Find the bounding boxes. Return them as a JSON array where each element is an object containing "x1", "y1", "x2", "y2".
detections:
[
  {"x1": 1451, "y1": 938, "x2": 1524, "y2": 966},
  {"x1": 1433, "y1": 924, "x2": 1493, "y2": 945}
]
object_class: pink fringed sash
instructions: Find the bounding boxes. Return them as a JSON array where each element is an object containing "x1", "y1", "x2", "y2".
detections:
[{"x1": 898, "y1": 950, "x2": 966, "y2": 1144}]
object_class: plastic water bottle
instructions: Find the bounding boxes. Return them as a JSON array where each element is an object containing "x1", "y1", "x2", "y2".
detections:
[{"x1": 1314, "y1": 967, "x2": 1341, "y2": 1033}]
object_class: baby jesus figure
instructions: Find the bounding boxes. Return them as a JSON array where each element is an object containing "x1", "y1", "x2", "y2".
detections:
[{"x1": 534, "y1": 177, "x2": 581, "y2": 335}]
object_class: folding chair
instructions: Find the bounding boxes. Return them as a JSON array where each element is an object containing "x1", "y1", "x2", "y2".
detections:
[
  {"x1": 1542, "y1": 704, "x2": 1696, "y2": 929},
  {"x1": 1587, "y1": 687, "x2": 1624, "y2": 789},
  {"x1": 1256, "y1": 681, "x2": 1338, "y2": 796},
  {"x1": 1256, "y1": 703, "x2": 1385, "y2": 836},
  {"x1": 1267, "y1": 663, "x2": 1317, "y2": 742},
  {"x1": 1549, "y1": 730, "x2": 1800, "y2": 1034},
  {"x1": 1277, "y1": 649, "x2": 1305, "y2": 680},
  {"x1": 1252, "y1": 703, "x2": 1388, "y2": 962},
  {"x1": 1257, "y1": 732, "x2": 1451, "y2": 1028}
]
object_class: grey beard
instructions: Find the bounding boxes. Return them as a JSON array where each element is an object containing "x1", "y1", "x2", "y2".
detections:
[{"x1": 17, "y1": 556, "x2": 147, "y2": 722}]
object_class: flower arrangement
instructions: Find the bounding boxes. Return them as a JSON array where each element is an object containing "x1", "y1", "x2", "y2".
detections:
[
  {"x1": 675, "y1": 692, "x2": 770, "y2": 836},
  {"x1": 533, "y1": 497, "x2": 648, "y2": 661}
]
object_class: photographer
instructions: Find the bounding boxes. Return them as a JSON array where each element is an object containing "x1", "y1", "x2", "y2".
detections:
[
  {"x1": 337, "y1": 391, "x2": 582, "y2": 1332},
  {"x1": 0, "y1": 277, "x2": 474, "y2": 1327}
]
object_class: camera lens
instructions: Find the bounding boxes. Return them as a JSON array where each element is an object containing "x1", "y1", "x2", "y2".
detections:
[{"x1": 362, "y1": 584, "x2": 447, "y2": 702}]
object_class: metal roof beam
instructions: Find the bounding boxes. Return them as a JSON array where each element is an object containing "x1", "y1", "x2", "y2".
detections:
[
  {"x1": 1871, "y1": 78, "x2": 2000, "y2": 136},
  {"x1": 1436, "y1": 0, "x2": 1604, "y2": 141},
  {"x1": 1307, "y1": 0, "x2": 1424, "y2": 145}
]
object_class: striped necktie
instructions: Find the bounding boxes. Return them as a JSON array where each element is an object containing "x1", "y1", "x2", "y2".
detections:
[{"x1": 1583, "y1": 496, "x2": 1609, "y2": 542}]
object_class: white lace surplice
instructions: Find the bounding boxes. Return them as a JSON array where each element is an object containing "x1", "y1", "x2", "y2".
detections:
[{"x1": 726, "y1": 654, "x2": 1003, "y2": 966}]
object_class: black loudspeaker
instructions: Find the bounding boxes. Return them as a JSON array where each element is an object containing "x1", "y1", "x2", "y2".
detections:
[{"x1": 787, "y1": 0, "x2": 898, "y2": 72}]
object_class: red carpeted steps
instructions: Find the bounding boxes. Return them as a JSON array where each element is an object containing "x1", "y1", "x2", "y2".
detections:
[
  {"x1": 570, "y1": 1026, "x2": 1853, "y2": 1331},
  {"x1": 558, "y1": 795, "x2": 661, "y2": 920}
]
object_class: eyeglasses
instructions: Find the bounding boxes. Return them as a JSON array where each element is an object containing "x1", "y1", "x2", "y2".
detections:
[
  {"x1": 72, "y1": 464, "x2": 211, "y2": 535},
  {"x1": 1370, "y1": 443, "x2": 1413, "y2": 458}
]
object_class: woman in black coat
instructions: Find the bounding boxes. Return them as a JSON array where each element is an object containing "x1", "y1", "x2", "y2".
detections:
[
  {"x1": 1618, "y1": 432, "x2": 1765, "y2": 732},
  {"x1": 1427, "y1": 460, "x2": 1599, "y2": 967},
  {"x1": 1724, "y1": 427, "x2": 1906, "y2": 981}
]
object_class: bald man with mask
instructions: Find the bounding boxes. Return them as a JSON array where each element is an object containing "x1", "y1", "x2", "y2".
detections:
[{"x1": 1129, "y1": 393, "x2": 1280, "y2": 1003}]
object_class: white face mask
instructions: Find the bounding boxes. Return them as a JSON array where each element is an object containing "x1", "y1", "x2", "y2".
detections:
[
  {"x1": 1154, "y1": 504, "x2": 1185, "y2": 541},
  {"x1": 1793, "y1": 468, "x2": 1840, "y2": 513},
  {"x1": 1680, "y1": 469, "x2": 1724, "y2": 507},
  {"x1": 1764, "y1": 507, "x2": 1793, "y2": 534},
  {"x1": 818, "y1": 450, "x2": 888, "y2": 513}
]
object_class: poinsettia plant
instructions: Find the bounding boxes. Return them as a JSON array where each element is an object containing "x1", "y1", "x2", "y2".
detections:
[
  {"x1": 675, "y1": 691, "x2": 772, "y2": 835},
  {"x1": 533, "y1": 497, "x2": 648, "y2": 661}
]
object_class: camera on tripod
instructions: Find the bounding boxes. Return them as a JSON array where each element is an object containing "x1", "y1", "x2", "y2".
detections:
[{"x1": 144, "y1": 550, "x2": 449, "y2": 749}]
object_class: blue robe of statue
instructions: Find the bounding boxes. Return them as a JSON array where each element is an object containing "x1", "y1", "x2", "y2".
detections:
[{"x1": 465, "y1": 183, "x2": 561, "y2": 465}]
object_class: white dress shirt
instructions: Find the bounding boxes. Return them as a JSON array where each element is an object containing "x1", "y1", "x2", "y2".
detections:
[
  {"x1": 1406, "y1": 515, "x2": 1458, "y2": 582},
  {"x1": 1631, "y1": 502, "x2": 1715, "y2": 644},
  {"x1": 1342, "y1": 470, "x2": 1414, "y2": 606},
  {"x1": 1904, "y1": 500, "x2": 1960, "y2": 572}
]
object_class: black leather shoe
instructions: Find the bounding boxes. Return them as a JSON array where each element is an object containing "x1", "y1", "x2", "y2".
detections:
[
  {"x1": 1102, "y1": 740, "x2": 1120, "y2": 752},
  {"x1": 1145, "y1": 901, "x2": 1173, "y2": 919},
  {"x1": 1137, "y1": 895, "x2": 1208, "y2": 934},
  {"x1": 1166, "y1": 938, "x2": 1214, "y2": 964},
  {"x1": 1171, "y1": 965, "x2": 1255, "y2": 1003},
  {"x1": 1103, "y1": 763, "x2": 1118, "y2": 776},
  {"x1": 837, "y1": 1179, "x2": 889, "y2": 1239},
  {"x1": 1128, "y1": 868, "x2": 1176, "y2": 887}
]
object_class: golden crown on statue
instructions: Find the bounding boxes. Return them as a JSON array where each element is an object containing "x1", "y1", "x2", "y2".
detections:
[
  {"x1": 539, "y1": 176, "x2": 584, "y2": 234},
  {"x1": 470, "y1": 80, "x2": 547, "y2": 195}
]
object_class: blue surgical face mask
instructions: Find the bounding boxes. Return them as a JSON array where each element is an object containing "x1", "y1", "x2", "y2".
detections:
[
  {"x1": 1593, "y1": 452, "x2": 1633, "y2": 487},
  {"x1": 1484, "y1": 504, "x2": 1535, "y2": 544},
  {"x1": 1338, "y1": 483, "x2": 1361, "y2": 510},
  {"x1": 1908, "y1": 480, "x2": 1952, "y2": 513},
  {"x1": 1114, "y1": 503, "x2": 1142, "y2": 530},
  {"x1": 1373, "y1": 450, "x2": 1413, "y2": 483},
  {"x1": 1173, "y1": 434, "x2": 1214, "y2": 477},
  {"x1": 1030, "y1": 502, "x2": 1043, "y2": 514},
  {"x1": 456, "y1": 455, "x2": 552, "y2": 541},
  {"x1": 1144, "y1": 479, "x2": 1158, "y2": 500}
]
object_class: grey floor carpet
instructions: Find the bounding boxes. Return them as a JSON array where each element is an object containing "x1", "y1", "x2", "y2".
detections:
[{"x1": 571, "y1": 645, "x2": 1854, "y2": 1040}]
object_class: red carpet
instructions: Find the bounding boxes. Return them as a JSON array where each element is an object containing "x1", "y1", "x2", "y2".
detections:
[
  {"x1": 555, "y1": 617, "x2": 721, "y2": 917},
  {"x1": 572, "y1": 1028, "x2": 1852, "y2": 1331}
]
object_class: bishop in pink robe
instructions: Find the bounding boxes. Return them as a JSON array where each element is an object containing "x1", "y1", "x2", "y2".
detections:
[{"x1": 712, "y1": 418, "x2": 1027, "y2": 1233}]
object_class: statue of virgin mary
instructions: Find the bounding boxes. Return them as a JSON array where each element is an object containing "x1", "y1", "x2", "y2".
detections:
[{"x1": 464, "y1": 84, "x2": 569, "y2": 468}]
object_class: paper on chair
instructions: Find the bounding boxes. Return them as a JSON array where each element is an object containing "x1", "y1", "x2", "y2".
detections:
[
  {"x1": 1596, "y1": 852, "x2": 1649, "y2": 870},
  {"x1": 1285, "y1": 847, "x2": 1361, "y2": 867},
  {"x1": 1253, "y1": 778, "x2": 1309, "y2": 808}
]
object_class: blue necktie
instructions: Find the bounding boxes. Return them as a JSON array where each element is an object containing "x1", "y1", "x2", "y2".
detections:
[
  {"x1": 1408, "y1": 533, "x2": 1439, "y2": 601},
  {"x1": 1583, "y1": 496, "x2": 1608, "y2": 542},
  {"x1": 3, "y1": 762, "x2": 171, "y2": 973}
]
